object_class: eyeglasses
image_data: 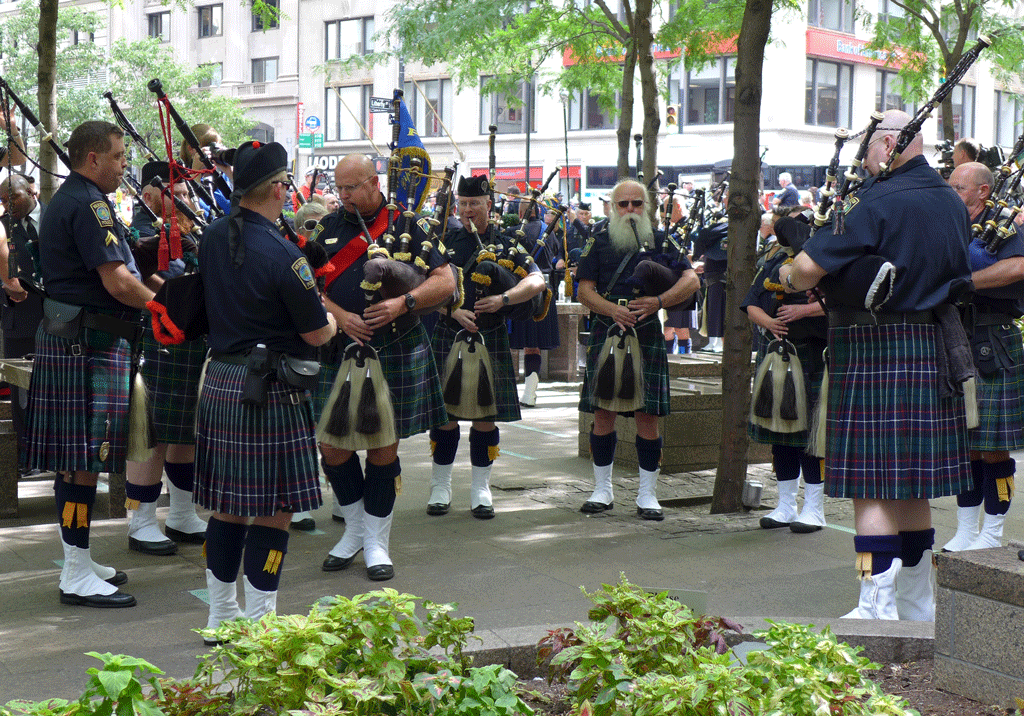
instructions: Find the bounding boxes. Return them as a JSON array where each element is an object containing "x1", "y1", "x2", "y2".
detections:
[
  {"x1": 617, "y1": 199, "x2": 644, "y2": 208},
  {"x1": 270, "y1": 180, "x2": 290, "y2": 189},
  {"x1": 337, "y1": 176, "x2": 374, "y2": 193}
]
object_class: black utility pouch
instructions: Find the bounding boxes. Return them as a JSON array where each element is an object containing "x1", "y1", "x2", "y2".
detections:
[
  {"x1": 42, "y1": 298, "x2": 85, "y2": 340},
  {"x1": 242, "y1": 344, "x2": 272, "y2": 406},
  {"x1": 970, "y1": 329, "x2": 998, "y2": 378},
  {"x1": 278, "y1": 354, "x2": 320, "y2": 391}
]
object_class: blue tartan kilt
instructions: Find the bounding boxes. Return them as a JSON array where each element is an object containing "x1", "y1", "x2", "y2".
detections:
[
  {"x1": 824, "y1": 322, "x2": 971, "y2": 500},
  {"x1": 970, "y1": 322, "x2": 1024, "y2": 452},
  {"x1": 194, "y1": 360, "x2": 321, "y2": 516},
  {"x1": 311, "y1": 322, "x2": 448, "y2": 440},
  {"x1": 431, "y1": 317, "x2": 521, "y2": 423},
  {"x1": 747, "y1": 332, "x2": 827, "y2": 448},
  {"x1": 140, "y1": 329, "x2": 206, "y2": 445},
  {"x1": 509, "y1": 299, "x2": 560, "y2": 350},
  {"x1": 25, "y1": 326, "x2": 132, "y2": 474},
  {"x1": 578, "y1": 313, "x2": 671, "y2": 417}
]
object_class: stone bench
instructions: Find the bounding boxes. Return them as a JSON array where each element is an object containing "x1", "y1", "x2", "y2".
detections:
[{"x1": 934, "y1": 546, "x2": 1024, "y2": 710}]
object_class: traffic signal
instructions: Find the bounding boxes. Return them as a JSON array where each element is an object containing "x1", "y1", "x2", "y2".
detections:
[{"x1": 666, "y1": 104, "x2": 679, "y2": 129}]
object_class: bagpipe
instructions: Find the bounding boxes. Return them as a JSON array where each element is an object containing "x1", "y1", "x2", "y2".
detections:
[{"x1": 976, "y1": 129, "x2": 1024, "y2": 256}]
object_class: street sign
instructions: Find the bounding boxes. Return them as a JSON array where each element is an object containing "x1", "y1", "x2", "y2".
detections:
[
  {"x1": 304, "y1": 115, "x2": 321, "y2": 132},
  {"x1": 298, "y1": 134, "x2": 323, "y2": 149},
  {"x1": 369, "y1": 96, "x2": 393, "y2": 113}
]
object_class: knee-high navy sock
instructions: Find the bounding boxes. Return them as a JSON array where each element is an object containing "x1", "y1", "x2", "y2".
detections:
[
  {"x1": 853, "y1": 534, "x2": 902, "y2": 575},
  {"x1": 363, "y1": 460, "x2": 400, "y2": 518},
  {"x1": 899, "y1": 528, "x2": 935, "y2": 568},
  {"x1": 635, "y1": 436, "x2": 662, "y2": 473},
  {"x1": 243, "y1": 524, "x2": 289, "y2": 592},
  {"x1": 58, "y1": 481, "x2": 96, "y2": 549},
  {"x1": 323, "y1": 453, "x2": 364, "y2": 507},
  {"x1": 771, "y1": 444, "x2": 801, "y2": 483},
  {"x1": 469, "y1": 427, "x2": 500, "y2": 467},
  {"x1": 590, "y1": 431, "x2": 617, "y2": 467},
  {"x1": 958, "y1": 459, "x2": 984, "y2": 507},
  {"x1": 164, "y1": 462, "x2": 195, "y2": 491},
  {"x1": 430, "y1": 426, "x2": 460, "y2": 466},
  {"x1": 205, "y1": 516, "x2": 248, "y2": 583},
  {"x1": 524, "y1": 353, "x2": 541, "y2": 377},
  {"x1": 983, "y1": 459, "x2": 1014, "y2": 515},
  {"x1": 124, "y1": 481, "x2": 162, "y2": 510},
  {"x1": 665, "y1": 339, "x2": 675, "y2": 355},
  {"x1": 799, "y1": 451, "x2": 823, "y2": 485}
]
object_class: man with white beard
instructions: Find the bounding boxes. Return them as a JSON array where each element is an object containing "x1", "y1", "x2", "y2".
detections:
[{"x1": 576, "y1": 179, "x2": 700, "y2": 520}]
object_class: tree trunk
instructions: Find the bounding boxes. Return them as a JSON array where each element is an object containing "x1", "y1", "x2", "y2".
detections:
[
  {"x1": 710, "y1": 0, "x2": 772, "y2": 514},
  {"x1": 37, "y1": 0, "x2": 59, "y2": 204},
  {"x1": 616, "y1": 44, "x2": 637, "y2": 179},
  {"x1": 634, "y1": 0, "x2": 660, "y2": 191}
]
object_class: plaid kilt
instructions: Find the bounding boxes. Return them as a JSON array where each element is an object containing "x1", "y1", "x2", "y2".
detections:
[
  {"x1": 194, "y1": 359, "x2": 321, "y2": 516},
  {"x1": 140, "y1": 328, "x2": 206, "y2": 445},
  {"x1": 312, "y1": 322, "x2": 448, "y2": 440},
  {"x1": 747, "y1": 332, "x2": 827, "y2": 447},
  {"x1": 431, "y1": 317, "x2": 521, "y2": 423},
  {"x1": 25, "y1": 326, "x2": 132, "y2": 474},
  {"x1": 824, "y1": 322, "x2": 971, "y2": 500},
  {"x1": 578, "y1": 313, "x2": 671, "y2": 417},
  {"x1": 509, "y1": 299, "x2": 560, "y2": 350},
  {"x1": 970, "y1": 323, "x2": 1024, "y2": 452}
]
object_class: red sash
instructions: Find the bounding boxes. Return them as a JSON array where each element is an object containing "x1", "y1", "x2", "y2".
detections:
[{"x1": 323, "y1": 210, "x2": 390, "y2": 290}]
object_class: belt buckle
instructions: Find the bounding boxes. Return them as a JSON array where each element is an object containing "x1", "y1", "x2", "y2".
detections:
[
  {"x1": 70, "y1": 342, "x2": 83, "y2": 357},
  {"x1": 617, "y1": 298, "x2": 629, "y2": 307},
  {"x1": 289, "y1": 391, "x2": 302, "y2": 405}
]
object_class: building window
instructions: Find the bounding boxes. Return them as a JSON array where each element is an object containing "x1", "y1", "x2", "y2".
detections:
[
  {"x1": 806, "y1": 59, "x2": 852, "y2": 128},
  {"x1": 252, "y1": 0, "x2": 279, "y2": 31},
  {"x1": 326, "y1": 84, "x2": 372, "y2": 141},
  {"x1": 198, "y1": 63, "x2": 222, "y2": 88},
  {"x1": 995, "y1": 91, "x2": 1024, "y2": 149},
  {"x1": 681, "y1": 57, "x2": 736, "y2": 126},
  {"x1": 479, "y1": 77, "x2": 536, "y2": 134},
  {"x1": 325, "y1": 17, "x2": 375, "y2": 61},
  {"x1": 567, "y1": 90, "x2": 616, "y2": 131},
  {"x1": 72, "y1": 30, "x2": 95, "y2": 45},
  {"x1": 807, "y1": 0, "x2": 855, "y2": 33},
  {"x1": 402, "y1": 79, "x2": 453, "y2": 139},
  {"x1": 251, "y1": 57, "x2": 278, "y2": 84},
  {"x1": 935, "y1": 84, "x2": 975, "y2": 141},
  {"x1": 148, "y1": 12, "x2": 170, "y2": 42},
  {"x1": 876, "y1": 0, "x2": 904, "y2": 22},
  {"x1": 198, "y1": 5, "x2": 223, "y2": 38},
  {"x1": 876, "y1": 70, "x2": 911, "y2": 113}
]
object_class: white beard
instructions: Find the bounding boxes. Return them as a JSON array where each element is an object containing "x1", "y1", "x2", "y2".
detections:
[{"x1": 608, "y1": 212, "x2": 654, "y2": 253}]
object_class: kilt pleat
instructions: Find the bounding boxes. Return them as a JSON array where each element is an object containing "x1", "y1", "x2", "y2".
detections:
[
  {"x1": 970, "y1": 323, "x2": 1024, "y2": 452},
  {"x1": 578, "y1": 313, "x2": 671, "y2": 417},
  {"x1": 140, "y1": 329, "x2": 206, "y2": 445},
  {"x1": 747, "y1": 332, "x2": 827, "y2": 447},
  {"x1": 25, "y1": 327, "x2": 131, "y2": 474},
  {"x1": 194, "y1": 360, "x2": 321, "y2": 516},
  {"x1": 431, "y1": 318, "x2": 521, "y2": 422},
  {"x1": 824, "y1": 322, "x2": 971, "y2": 500},
  {"x1": 509, "y1": 299, "x2": 560, "y2": 350}
]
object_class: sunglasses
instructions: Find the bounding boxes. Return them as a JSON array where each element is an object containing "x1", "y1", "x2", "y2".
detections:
[{"x1": 617, "y1": 199, "x2": 644, "y2": 208}]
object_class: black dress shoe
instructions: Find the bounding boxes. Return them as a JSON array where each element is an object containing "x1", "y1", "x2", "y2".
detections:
[
  {"x1": 427, "y1": 502, "x2": 450, "y2": 516},
  {"x1": 471, "y1": 504, "x2": 495, "y2": 519},
  {"x1": 128, "y1": 536, "x2": 178, "y2": 555},
  {"x1": 790, "y1": 521, "x2": 822, "y2": 534},
  {"x1": 332, "y1": 514, "x2": 345, "y2": 523},
  {"x1": 165, "y1": 527, "x2": 207, "y2": 544},
  {"x1": 759, "y1": 516, "x2": 791, "y2": 529},
  {"x1": 637, "y1": 507, "x2": 665, "y2": 521},
  {"x1": 322, "y1": 548, "x2": 361, "y2": 572},
  {"x1": 289, "y1": 517, "x2": 316, "y2": 532},
  {"x1": 580, "y1": 501, "x2": 613, "y2": 514},
  {"x1": 367, "y1": 564, "x2": 394, "y2": 581},
  {"x1": 106, "y1": 571, "x2": 128, "y2": 587},
  {"x1": 59, "y1": 589, "x2": 137, "y2": 608}
]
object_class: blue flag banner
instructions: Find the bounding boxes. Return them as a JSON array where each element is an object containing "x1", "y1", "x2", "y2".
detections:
[{"x1": 391, "y1": 89, "x2": 431, "y2": 213}]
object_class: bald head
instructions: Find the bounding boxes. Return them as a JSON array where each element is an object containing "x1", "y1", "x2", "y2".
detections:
[
  {"x1": 334, "y1": 154, "x2": 381, "y2": 215},
  {"x1": 864, "y1": 110, "x2": 922, "y2": 176},
  {"x1": 949, "y1": 161, "x2": 993, "y2": 217},
  {"x1": 0, "y1": 174, "x2": 37, "y2": 220}
]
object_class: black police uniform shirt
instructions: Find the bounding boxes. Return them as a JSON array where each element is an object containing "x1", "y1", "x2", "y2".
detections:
[
  {"x1": 38, "y1": 171, "x2": 143, "y2": 315},
  {"x1": 969, "y1": 216, "x2": 1024, "y2": 316},
  {"x1": 802, "y1": 155, "x2": 971, "y2": 313},
  {"x1": 517, "y1": 217, "x2": 556, "y2": 271},
  {"x1": 311, "y1": 196, "x2": 446, "y2": 339},
  {"x1": 577, "y1": 225, "x2": 693, "y2": 298},
  {"x1": 200, "y1": 207, "x2": 327, "y2": 359},
  {"x1": 444, "y1": 223, "x2": 542, "y2": 293},
  {"x1": 741, "y1": 249, "x2": 828, "y2": 342},
  {"x1": 691, "y1": 221, "x2": 729, "y2": 274},
  {"x1": 2, "y1": 210, "x2": 45, "y2": 342}
]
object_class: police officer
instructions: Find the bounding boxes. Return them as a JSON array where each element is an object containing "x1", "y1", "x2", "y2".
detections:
[
  {"x1": 196, "y1": 141, "x2": 336, "y2": 636},
  {"x1": 576, "y1": 179, "x2": 699, "y2": 521},
  {"x1": 781, "y1": 110, "x2": 973, "y2": 621},
  {"x1": 26, "y1": 121, "x2": 153, "y2": 608}
]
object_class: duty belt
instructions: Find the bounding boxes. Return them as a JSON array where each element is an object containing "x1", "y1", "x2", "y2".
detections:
[
  {"x1": 830, "y1": 309, "x2": 935, "y2": 327},
  {"x1": 973, "y1": 311, "x2": 1015, "y2": 327}
]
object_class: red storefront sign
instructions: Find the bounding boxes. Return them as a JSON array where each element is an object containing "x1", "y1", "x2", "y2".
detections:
[
  {"x1": 558, "y1": 166, "x2": 581, "y2": 179},
  {"x1": 806, "y1": 27, "x2": 909, "y2": 69}
]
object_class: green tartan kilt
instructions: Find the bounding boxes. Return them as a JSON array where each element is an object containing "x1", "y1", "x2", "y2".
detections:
[
  {"x1": 25, "y1": 326, "x2": 132, "y2": 474},
  {"x1": 824, "y1": 322, "x2": 971, "y2": 500},
  {"x1": 431, "y1": 317, "x2": 521, "y2": 423},
  {"x1": 970, "y1": 322, "x2": 1024, "y2": 452},
  {"x1": 140, "y1": 328, "x2": 206, "y2": 445},
  {"x1": 747, "y1": 332, "x2": 827, "y2": 447},
  {"x1": 578, "y1": 313, "x2": 671, "y2": 417},
  {"x1": 312, "y1": 321, "x2": 448, "y2": 440}
]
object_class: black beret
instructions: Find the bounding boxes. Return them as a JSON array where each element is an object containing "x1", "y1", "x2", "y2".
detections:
[
  {"x1": 774, "y1": 216, "x2": 812, "y2": 252},
  {"x1": 233, "y1": 141, "x2": 288, "y2": 195},
  {"x1": 578, "y1": 202, "x2": 591, "y2": 210},
  {"x1": 457, "y1": 174, "x2": 490, "y2": 198},
  {"x1": 141, "y1": 161, "x2": 170, "y2": 187}
]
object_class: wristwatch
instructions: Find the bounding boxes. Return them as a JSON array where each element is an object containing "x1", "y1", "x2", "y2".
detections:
[
  {"x1": 784, "y1": 272, "x2": 796, "y2": 291},
  {"x1": 404, "y1": 293, "x2": 417, "y2": 312},
  {"x1": 502, "y1": 293, "x2": 510, "y2": 306}
]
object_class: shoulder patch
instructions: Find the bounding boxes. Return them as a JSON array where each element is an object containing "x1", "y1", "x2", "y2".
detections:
[
  {"x1": 580, "y1": 236, "x2": 596, "y2": 258},
  {"x1": 416, "y1": 217, "x2": 431, "y2": 235},
  {"x1": 292, "y1": 257, "x2": 316, "y2": 290},
  {"x1": 310, "y1": 223, "x2": 324, "y2": 243},
  {"x1": 104, "y1": 230, "x2": 119, "y2": 247},
  {"x1": 842, "y1": 196, "x2": 860, "y2": 215},
  {"x1": 91, "y1": 201, "x2": 114, "y2": 227}
]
